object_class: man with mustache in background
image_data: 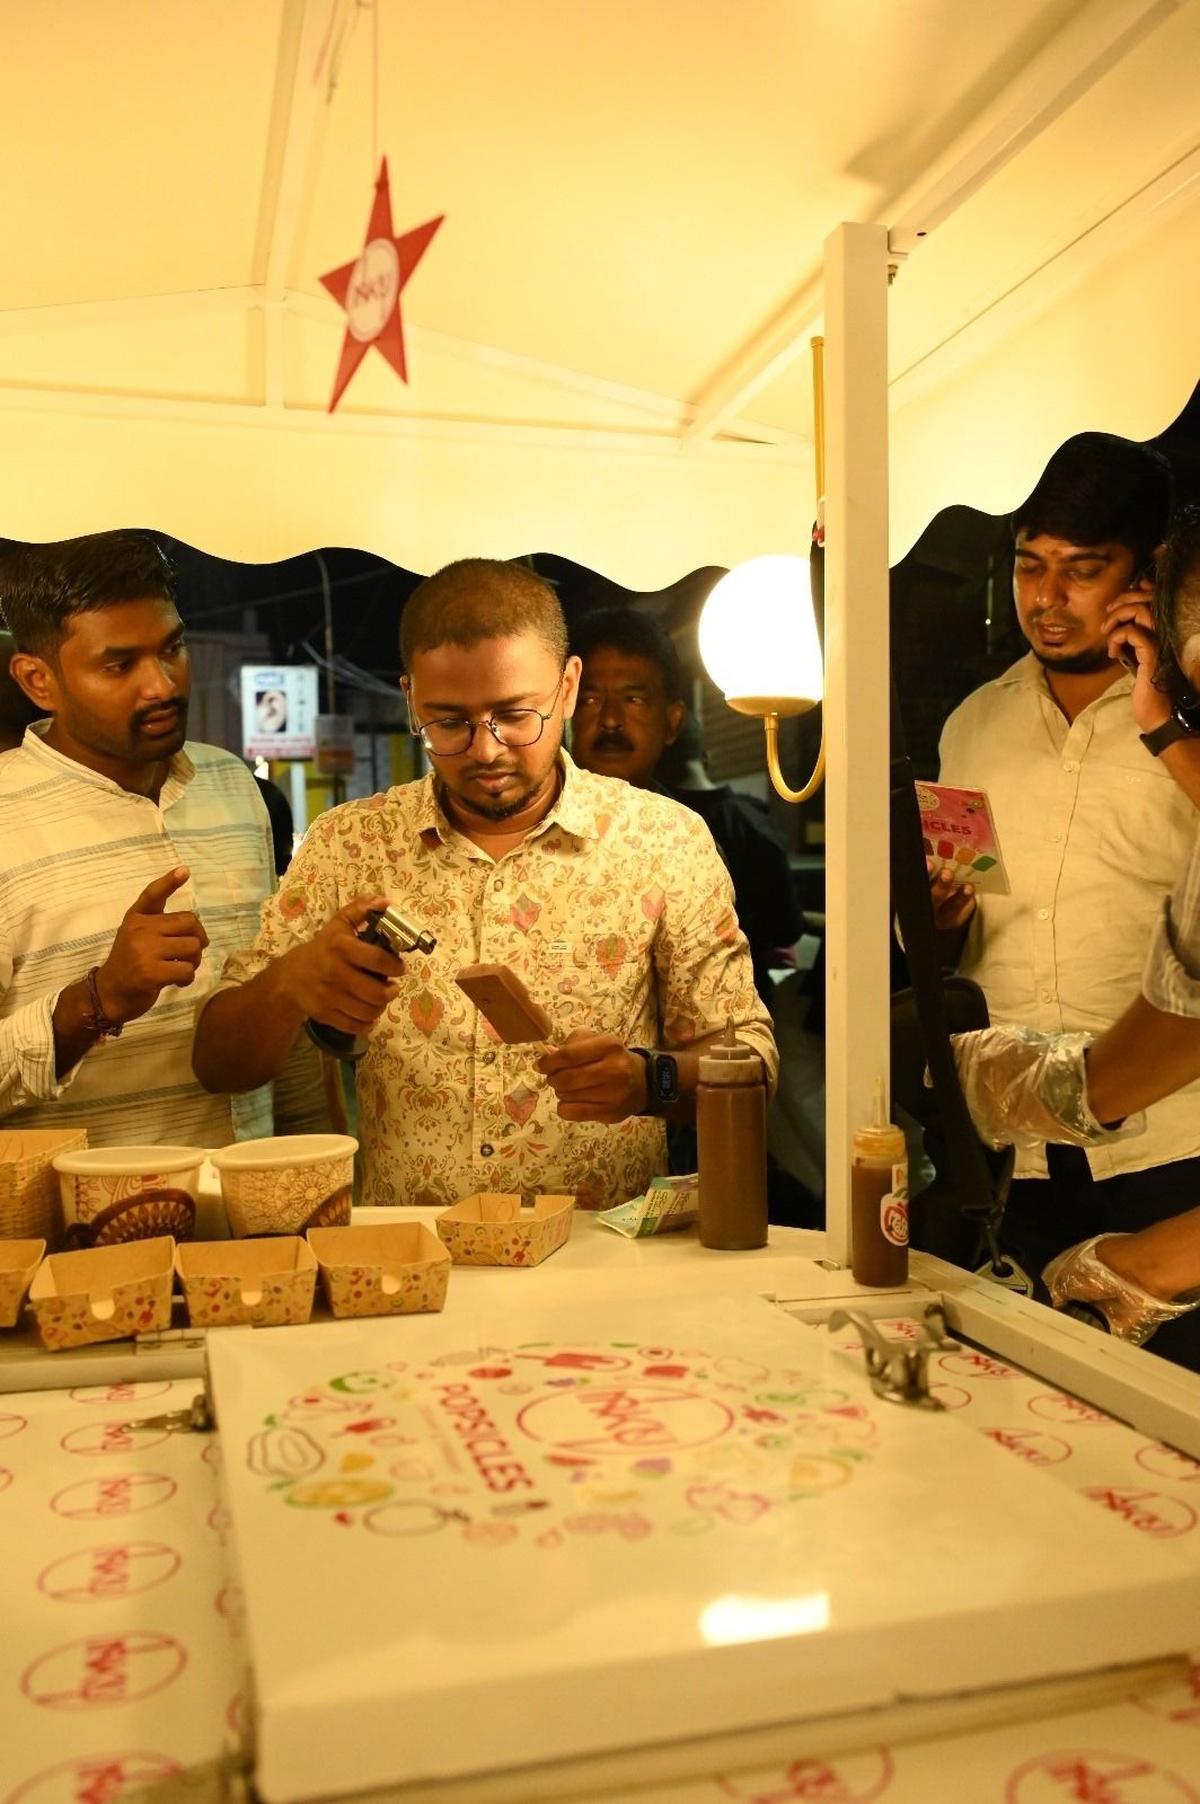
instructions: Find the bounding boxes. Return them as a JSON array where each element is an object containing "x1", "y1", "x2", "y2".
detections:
[
  {"x1": 0, "y1": 531, "x2": 276, "y2": 1146},
  {"x1": 570, "y1": 607, "x2": 801, "y2": 1003},
  {"x1": 931, "y1": 432, "x2": 1200, "y2": 1293}
]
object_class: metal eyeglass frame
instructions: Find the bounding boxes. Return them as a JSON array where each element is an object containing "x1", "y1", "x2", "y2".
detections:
[{"x1": 406, "y1": 674, "x2": 566, "y2": 759}]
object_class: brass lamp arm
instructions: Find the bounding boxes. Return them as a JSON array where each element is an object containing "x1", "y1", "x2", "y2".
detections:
[{"x1": 764, "y1": 713, "x2": 825, "y2": 804}]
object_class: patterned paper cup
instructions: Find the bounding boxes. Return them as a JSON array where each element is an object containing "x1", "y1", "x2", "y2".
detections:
[
  {"x1": 52, "y1": 1145, "x2": 204, "y2": 1248},
  {"x1": 211, "y1": 1134, "x2": 357, "y2": 1238}
]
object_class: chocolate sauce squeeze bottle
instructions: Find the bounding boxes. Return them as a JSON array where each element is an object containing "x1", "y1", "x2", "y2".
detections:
[
  {"x1": 850, "y1": 1076, "x2": 909, "y2": 1286},
  {"x1": 696, "y1": 1019, "x2": 768, "y2": 1250}
]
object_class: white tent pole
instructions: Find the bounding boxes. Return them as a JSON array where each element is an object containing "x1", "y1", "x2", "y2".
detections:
[{"x1": 822, "y1": 222, "x2": 891, "y2": 1267}]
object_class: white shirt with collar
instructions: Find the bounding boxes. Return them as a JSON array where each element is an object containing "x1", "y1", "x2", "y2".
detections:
[
  {"x1": 0, "y1": 723, "x2": 273, "y2": 1146},
  {"x1": 940, "y1": 652, "x2": 1200, "y2": 1180}
]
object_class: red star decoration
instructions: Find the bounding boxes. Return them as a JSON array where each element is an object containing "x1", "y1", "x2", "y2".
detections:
[{"x1": 319, "y1": 157, "x2": 444, "y2": 413}]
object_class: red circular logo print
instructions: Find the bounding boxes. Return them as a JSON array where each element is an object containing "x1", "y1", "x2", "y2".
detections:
[
  {"x1": 516, "y1": 1384, "x2": 734, "y2": 1455},
  {"x1": 1027, "y1": 1392, "x2": 1110, "y2": 1426},
  {"x1": 717, "y1": 1747, "x2": 894, "y2": 1801},
  {"x1": 982, "y1": 1427, "x2": 1073, "y2": 1466},
  {"x1": 0, "y1": 1410, "x2": 28, "y2": 1440},
  {"x1": 1004, "y1": 1748, "x2": 1200, "y2": 1802},
  {"x1": 21, "y1": 1632, "x2": 187, "y2": 1710},
  {"x1": 69, "y1": 1382, "x2": 171, "y2": 1408},
  {"x1": 50, "y1": 1473, "x2": 176, "y2": 1521},
  {"x1": 1081, "y1": 1486, "x2": 1197, "y2": 1539},
  {"x1": 5, "y1": 1751, "x2": 181, "y2": 1804},
  {"x1": 1135, "y1": 1442, "x2": 1200, "y2": 1483},
  {"x1": 37, "y1": 1543, "x2": 181, "y2": 1604},
  {"x1": 60, "y1": 1421, "x2": 168, "y2": 1457}
]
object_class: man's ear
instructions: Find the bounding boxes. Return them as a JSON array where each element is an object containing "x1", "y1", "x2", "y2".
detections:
[
  {"x1": 9, "y1": 651, "x2": 58, "y2": 713},
  {"x1": 664, "y1": 699, "x2": 685, "y2": 745}
]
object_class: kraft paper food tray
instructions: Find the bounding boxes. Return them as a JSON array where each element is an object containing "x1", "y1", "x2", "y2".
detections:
[
  {"x1": 0, "y1": 1237, "x2": 45, "y2": 1329},
  {"x1": 176, "y1": 1237, "x2": 317, "y2": 1328},
  {"x1": 0, "y1": 1126, "x2": 87, "y2": 1241},
  {"x1": 436, "y1": 1191, "x2": 575, "y2": 1265},
  {"x1": 307, "y1": 1222, "x2": 450, "y2": 1317},
  {"x1": 27, "y1": 1235, "x2": 174, "y2": 1350}
]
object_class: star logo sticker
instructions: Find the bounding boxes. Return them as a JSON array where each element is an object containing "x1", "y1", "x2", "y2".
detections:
[{"x1": 319, "y1": 157, "x2": 444, "y2": 412}]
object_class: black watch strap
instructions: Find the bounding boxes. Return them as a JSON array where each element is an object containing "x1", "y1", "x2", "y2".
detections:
[
  {"x1": 1140, "y1": 715, "x2": 1195, "y2": 758},
  {"x1": 631, "y1": 1047, "x2": 679, "y2": 1114}
]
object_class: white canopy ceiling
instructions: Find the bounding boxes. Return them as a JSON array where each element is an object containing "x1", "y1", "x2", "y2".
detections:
[{"x1": 1, "y1": 0, "x2": 1197, "y2": 580}]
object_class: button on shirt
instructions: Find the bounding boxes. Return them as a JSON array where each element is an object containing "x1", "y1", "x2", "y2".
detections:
[
  {"x1": 0, "y1": 726, "x2": 274, "y2": 1146},
  {"x1": 940, "y1": 654, "x2": 1200, "y2": 1179},
  {"x1": 219, "y1": 751, "x2": 777, "y2": 1210}
]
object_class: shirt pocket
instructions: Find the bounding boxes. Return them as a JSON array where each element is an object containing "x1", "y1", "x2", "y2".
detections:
[{"x1": 1097, "y1": 766, "x2": 1192, "y2": 887}]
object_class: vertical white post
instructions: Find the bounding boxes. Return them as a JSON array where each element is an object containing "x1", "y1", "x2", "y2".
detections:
[
  {"x1": 823, "y1": 222, "x2": 891, "y2": 1267},
  {"x1": 289, "y1": 762, "x2": 309, "y2": 840}
]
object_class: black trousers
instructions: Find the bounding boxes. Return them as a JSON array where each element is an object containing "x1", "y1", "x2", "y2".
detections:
[{"x1": 1004, "y1": 1145, "x2": 1200, "y2": 1372}]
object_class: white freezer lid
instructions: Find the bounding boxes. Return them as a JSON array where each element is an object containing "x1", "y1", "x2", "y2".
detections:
[{"x1": 208, "y1": 1294, "x2": 1200, "y2": 1802}]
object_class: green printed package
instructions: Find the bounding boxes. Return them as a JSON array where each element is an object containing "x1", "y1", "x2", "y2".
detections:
[{"x1": 596, "y1": 1174, "x2": 699, "y2": 1239}]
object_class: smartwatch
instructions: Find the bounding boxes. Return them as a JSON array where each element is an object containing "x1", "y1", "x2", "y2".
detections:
[
  {"x1": 631, "y1": 1048, "x2": 679, "y2": 1114},
  {"x1": 1139, "y1": 714, "x2": 1196, "y2": 758}
]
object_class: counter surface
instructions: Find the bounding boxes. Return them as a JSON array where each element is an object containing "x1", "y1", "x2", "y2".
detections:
[{"x1": 4, "y1": 1202, "x2": 1200, "y2": 1802}]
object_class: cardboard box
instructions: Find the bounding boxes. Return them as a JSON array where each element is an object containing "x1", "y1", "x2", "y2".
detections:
[
  {"x1": 307, "y1": 1223, "x2": 450, "y2": 1317},
  {"x1": 176, "y1": 1237, "x2": 317, "y2": 1328},
  {"x1": 0, "y1": 1127, "x2": 87, "y2": 1241},
  {"x1": 0, "y1": 1237, "x2": 45, "y2": 1329},
  {"x1": 28, "y1": 1235, "x2": 174, "y2": 1350},
  {"x1": 436, "y1": 1191, "x2": 574, "y2": 1266}
]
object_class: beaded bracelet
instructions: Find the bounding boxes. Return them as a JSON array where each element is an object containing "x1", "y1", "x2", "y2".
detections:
[{"x1": 84, "y1": 966, "x2": 124, "y2": 1040}]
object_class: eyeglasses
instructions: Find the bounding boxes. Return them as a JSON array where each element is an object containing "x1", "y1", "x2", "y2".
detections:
[{"x1": 407, "y1": 677, "x2": 565, "y2": 758}]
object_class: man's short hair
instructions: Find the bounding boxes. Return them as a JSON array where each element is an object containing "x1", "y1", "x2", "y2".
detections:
[
  {"x1": 400, "y1": 559, "x2": 567, "y2": 672},
  {"x1": 1012, "y1": 432, "x2": 1173, "y2": 570},
  {"x1": 0, "y1": 531, "x2": 177, "y2": 659},
  {"x1": 570, "y1": 607, "x2": 687, "y2": 704}
]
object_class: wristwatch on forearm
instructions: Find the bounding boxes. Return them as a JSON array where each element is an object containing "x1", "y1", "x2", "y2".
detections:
[
  {"x1": 1140, "y1": 712, "x2": 1197, "y2": 757},
  {"x1": 630, "y1": 1048, "x2": 679, "y2": 1115}
]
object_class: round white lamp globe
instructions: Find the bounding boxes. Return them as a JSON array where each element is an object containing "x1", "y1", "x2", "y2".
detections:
[{"x1": 698, "y1": 554, "x2": 823, "y2": 717}]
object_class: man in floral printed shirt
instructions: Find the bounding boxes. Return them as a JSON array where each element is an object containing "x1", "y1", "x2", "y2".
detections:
[{"x1": 194, "y1": 559, "x2": 776, "y2": 1209}]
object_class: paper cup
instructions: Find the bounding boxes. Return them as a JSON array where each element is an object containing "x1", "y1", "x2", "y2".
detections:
[
  {"x1": 211, "y1": 1134, "x2": 357, "y2": 1237},
  {"x1": 52, "y1": 1145, "x2": 204, "y2": 1248}
]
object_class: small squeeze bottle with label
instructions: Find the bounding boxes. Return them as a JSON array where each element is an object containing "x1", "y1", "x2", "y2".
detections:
[{"x1": 850, "y1": 1076, "x2": 909, "y2": 1286}]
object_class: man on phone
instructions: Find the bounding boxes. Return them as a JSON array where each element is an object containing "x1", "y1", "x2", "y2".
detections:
[
  {"x1": 931, "y1": 432, "x2": 1200, "y2": 1286},
  {"x1": 0, "y1": 532, "x2": 276, "y2": 1146},
  {"x1": 194, "y1": 559, "x2": 775, "y2": 1210}
]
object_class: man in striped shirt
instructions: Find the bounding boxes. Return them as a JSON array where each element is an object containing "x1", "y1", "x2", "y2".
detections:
[{"x1": 0, "y1": 532, "x2": 273, "y2": 1147}]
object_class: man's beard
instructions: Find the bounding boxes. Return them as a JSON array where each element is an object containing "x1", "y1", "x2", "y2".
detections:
[{"x1": 1031, "y1": 644, "x2": 1115, "y2": 676}]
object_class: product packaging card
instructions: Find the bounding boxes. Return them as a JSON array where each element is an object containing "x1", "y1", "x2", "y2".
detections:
[{"x1": 915, "y1": 781, "x2": 1009, "y2": 894}]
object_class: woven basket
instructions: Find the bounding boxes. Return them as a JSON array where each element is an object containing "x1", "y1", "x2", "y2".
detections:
[{"x1": 0, "y1": 1128, "x2": 88, "y2": 1242}]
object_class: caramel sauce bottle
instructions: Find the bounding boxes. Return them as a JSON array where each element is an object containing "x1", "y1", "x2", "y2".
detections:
[
  {"x1": 696, "y1": 1020, "x2": 768, "y2": 1251},
  {"x1": 850, "y1": 1077, "x2": 909, "y2": 1286}
]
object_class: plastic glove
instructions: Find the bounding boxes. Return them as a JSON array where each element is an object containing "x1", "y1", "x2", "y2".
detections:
[{"x1": 951, "y1": 1024, "x2": 1145, "y2": 1152}]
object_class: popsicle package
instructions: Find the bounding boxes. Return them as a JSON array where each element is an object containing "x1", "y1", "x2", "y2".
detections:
[
  {"x1": 455, "y1": 963, "x2": 555, "y2": 1042},
  {"x1": 914, "y1": 782, "x2": 1009, "y2": 894}
]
